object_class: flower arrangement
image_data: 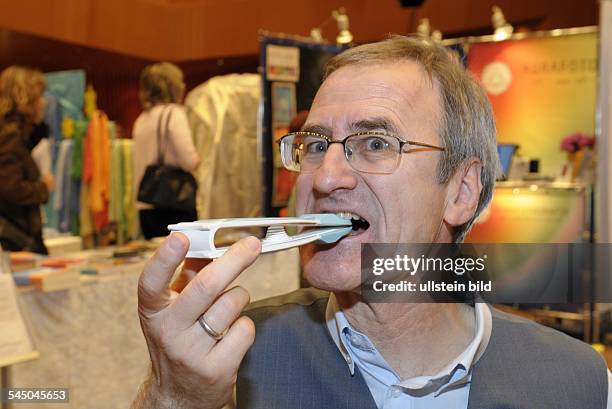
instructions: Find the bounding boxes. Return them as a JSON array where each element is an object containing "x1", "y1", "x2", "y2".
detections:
[
  {"x1": 560, "y1": 132, "x2": 595, "y2": 153},
  {"x1": 560, "y1": 132, "x2": 595, "y2": 182}
]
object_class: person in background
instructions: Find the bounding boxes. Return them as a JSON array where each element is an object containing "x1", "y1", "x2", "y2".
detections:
[
  {"x1": 0, "y1": 66, "x2": 54, "y2": 254},
  {"x1": 133, "y1": 62, "x2": 200, "y2": 239}
]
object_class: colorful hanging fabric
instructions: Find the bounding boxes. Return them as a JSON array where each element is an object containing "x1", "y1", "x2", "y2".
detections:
[
  {"x1": 83, "y1": 111, "x2": 111, "y2": 231},
  {"x1": 109, "y1": 139, "x2": 125, "y2": 242},
  {"x1": 54, "y1": 140, "x2": 74, "y2": 233},
  {"x1": 122, "y1": 140, "x2": 138, "y2": 239}
]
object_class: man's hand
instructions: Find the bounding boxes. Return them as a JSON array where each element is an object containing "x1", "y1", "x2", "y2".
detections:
[{"x1": 133, "y1": 233, "x2": 261, "y2": 409}]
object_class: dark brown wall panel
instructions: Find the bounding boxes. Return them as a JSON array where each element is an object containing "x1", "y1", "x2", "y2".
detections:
[{"x1": 0, "y1": 28, "x2": 258, "y2": 135}]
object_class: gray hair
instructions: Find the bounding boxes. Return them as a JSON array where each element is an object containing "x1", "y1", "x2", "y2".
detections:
[{"x1": 325, "y1": 35, "x2": 500, "y2": 242}]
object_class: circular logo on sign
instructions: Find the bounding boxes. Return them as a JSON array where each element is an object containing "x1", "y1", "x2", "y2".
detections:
[{"x1": 481, "y1": 62, "x2": 512, "y2": 96}]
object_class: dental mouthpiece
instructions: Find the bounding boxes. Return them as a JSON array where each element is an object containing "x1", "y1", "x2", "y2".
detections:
[{"x1": 167, "y1": 213, "x2": 353, "y2": 259}]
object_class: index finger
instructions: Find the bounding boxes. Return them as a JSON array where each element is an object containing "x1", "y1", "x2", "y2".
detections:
[{"x1": 138, "y1": 233, "x2": 189, "y2": 316}]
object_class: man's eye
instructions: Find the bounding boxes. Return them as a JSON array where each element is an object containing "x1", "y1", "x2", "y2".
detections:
[
  {"x1": 365, "y1": 137, "x2": 389, "y2": 151},
  {"x1": 305, "y1": 141, "x2": 327, "y2": 154}
]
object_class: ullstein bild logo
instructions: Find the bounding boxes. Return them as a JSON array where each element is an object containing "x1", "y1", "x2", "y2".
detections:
[{"x1": 360, "y1": 243, "x2": 612, "y2": 304}]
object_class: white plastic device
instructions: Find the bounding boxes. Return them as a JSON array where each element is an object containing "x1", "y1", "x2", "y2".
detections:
[{"x1": 168, "y1": 213, "x2": 353, "y2": 258}]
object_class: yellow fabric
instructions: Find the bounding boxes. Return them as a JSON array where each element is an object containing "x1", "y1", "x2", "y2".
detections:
[
  {"x1": 61, "y1": 117, "x2": 74, "y2": 139},
  {"x1": 84, "y1": 84, "x2": 98, "y2": 119}
]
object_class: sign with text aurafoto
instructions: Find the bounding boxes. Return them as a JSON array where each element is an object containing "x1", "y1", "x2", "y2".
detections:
[{"x1": 0, "y1": 274, "x2": 38, "y2": 368}]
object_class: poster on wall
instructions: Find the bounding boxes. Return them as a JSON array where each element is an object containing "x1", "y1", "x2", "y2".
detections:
[
  {"x1": 271, "y1": 82, "x2": 297, "y2": 126},
  {"x1": 270, "y1": 81, "x2": 297, "y2": 206},
  {"x1": 468, "y1": 32, "x2": 597, "y2": 178},
  {"x1": 261, "y1": 36, "x2": 345, "y2": 215},
  {"x1": 266, "y1": 45, "x2": 300, "y2": 82}
]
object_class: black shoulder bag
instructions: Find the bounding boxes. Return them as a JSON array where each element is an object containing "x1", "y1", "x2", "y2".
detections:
[{"x1": 137, "y1": 106, "x2": 198, "y2": 213}]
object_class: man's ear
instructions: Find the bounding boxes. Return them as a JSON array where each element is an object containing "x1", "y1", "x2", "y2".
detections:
[{"x1": 443, "y1": 159, "x2": 483, "y2": 227}]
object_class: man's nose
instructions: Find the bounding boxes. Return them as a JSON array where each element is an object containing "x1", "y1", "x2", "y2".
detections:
[{"x1": 312, "y1": 143, "x2": 357, "y2": 194}]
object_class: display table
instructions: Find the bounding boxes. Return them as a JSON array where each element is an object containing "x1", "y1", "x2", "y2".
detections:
[{"x1": 8, "y1": 248, "x2": 300, "y2": 409}]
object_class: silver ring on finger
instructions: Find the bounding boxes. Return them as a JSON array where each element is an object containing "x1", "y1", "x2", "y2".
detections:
[{"x1": 198, "y1": 315, "x2": 225, "y2": 341}]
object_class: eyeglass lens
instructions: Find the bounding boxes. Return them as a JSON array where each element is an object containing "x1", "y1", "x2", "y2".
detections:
[{"x1": 282, "y1": 133, "x2": 402, "y2": 174}]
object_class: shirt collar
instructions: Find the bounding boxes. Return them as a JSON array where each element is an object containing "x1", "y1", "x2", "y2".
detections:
[
  {"x1": 326, "y1": 293, "x2": 356, "y2": 373},
  {"x1": 325, "y1": 293, "x2": 492, "y2": 388}
]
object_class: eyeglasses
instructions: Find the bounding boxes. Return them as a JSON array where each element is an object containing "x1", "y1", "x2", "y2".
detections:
[{"x1": 277, "y1": 131, "x2": 446, "y2": 174}]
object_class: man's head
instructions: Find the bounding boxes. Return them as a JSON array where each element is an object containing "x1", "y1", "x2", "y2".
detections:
[{"x1": 291, "y1": 36, "x2": 499, "y2": 292}]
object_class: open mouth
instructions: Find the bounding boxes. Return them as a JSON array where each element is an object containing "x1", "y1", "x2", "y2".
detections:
[{"x1": 337, "y1": 211, "x2": 370, "y2": 235}]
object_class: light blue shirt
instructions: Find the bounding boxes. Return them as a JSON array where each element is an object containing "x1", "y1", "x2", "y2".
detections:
[{"x1": 325, "y1": 295, "x2": 612, "y2": 409}]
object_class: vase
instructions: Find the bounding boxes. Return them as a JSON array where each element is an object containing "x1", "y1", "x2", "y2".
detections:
[{"x1": 571, "y1": 149, "x2": 584, "y2": 182}]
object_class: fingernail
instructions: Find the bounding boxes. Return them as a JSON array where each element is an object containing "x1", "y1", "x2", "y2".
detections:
[
  {"x1": 169, "y1": 233, "x2": 185, "y2": 251},
  {"x1": 244, "y1": 236, "x2": 261, "y2": 252}
]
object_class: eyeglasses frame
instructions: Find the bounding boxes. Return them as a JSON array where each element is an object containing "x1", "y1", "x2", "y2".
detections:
[{"x1": 277, "y1": 131, "x2": 446, "y2": 174}]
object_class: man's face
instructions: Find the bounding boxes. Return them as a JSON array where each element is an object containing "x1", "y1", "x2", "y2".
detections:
[{"x1": 296, "y1": 61, "x2": 448, "y2": 292}]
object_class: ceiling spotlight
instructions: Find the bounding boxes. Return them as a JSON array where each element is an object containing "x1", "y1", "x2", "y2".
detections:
[
  {"x1": 431, "y1": 30, "x2": 443, "y2": 42},
  {"x1": 310, "y1": 8, "x2": 353, "y2": 45},
  {"x1": 310, "y1": 28, "x2": 323, "y2": 43},
  {"x1": 416, "y1": 18, "x2": 442, "y2": 42},
  {"x1": 333, "y1": 9, "x2": 353, "y2": 45},
  {"x1": 492, "y1": 5, "x2": 514, "y2": 41},
  {"x1": 416, "y1": 18, "x2": 431, "y2": 38}
]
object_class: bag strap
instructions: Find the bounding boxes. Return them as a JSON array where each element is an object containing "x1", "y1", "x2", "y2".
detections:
[{"x1": 156, "y1": 105, "x2": 174, "y2": 165}]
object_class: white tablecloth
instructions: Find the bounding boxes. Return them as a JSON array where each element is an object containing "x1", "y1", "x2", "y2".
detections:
[{"x1": 9, "y1": 249, "x2": 300, "y2": 409}]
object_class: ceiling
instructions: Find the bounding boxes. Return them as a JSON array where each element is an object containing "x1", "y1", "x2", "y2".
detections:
[{"x1": 0, "y1": 0, "x2": 598, "y2": 61}]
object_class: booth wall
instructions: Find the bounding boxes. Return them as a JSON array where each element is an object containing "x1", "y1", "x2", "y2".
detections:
[
  {"x1": 597, "y1": 0, "x2": 612, "y2": 242},
  {"x1": 0, "y1": 0, "x2": 599, "y2": 133}
]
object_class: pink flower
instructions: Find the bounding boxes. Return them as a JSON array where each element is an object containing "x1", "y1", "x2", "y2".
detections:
[{"x1": 561, "y1": 132, "x2": 595, "y2": 153}]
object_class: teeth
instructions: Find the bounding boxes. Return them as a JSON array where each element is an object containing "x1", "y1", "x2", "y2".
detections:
[
  {"x1": 337, "y1": 211, "x2": 363, "y2": 221},
  {"x1": 338, "y1": 211, "x2": 351, "y2": 220}
]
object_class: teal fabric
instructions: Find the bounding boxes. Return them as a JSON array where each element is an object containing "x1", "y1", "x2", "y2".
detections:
[{"x1": 44, "y1": 70, "x2": 85, "y2": 120}]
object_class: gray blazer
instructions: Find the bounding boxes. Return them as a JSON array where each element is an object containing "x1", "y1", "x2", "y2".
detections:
[{"x1": 237, "y1": 288, "x2": 607, "y2": 409}]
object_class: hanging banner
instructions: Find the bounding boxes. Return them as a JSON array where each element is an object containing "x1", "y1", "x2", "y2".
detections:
[
  {"x1": 468, "y1": 32, "x2": 598, "y2": 178},
  {"x1": 260, "y1": 36, "x2": 345, "y2": 214}
]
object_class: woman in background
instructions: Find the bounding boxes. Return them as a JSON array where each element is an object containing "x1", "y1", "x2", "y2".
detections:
[
  {"x1": 133, "y1": 62, "x2": 200, "y2": 239},
  {"x1": 0, "y1": 66, "x2": 54, "y2": 254}
]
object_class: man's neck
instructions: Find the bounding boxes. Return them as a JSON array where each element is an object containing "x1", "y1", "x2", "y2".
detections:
[{"x1": 335, "y1": 292, "x2": 475, "y2": 380}]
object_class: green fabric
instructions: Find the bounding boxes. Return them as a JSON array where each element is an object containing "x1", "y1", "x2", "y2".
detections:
[{"x1": 109, "y1": 139, "x2": 125, "y2": 242}]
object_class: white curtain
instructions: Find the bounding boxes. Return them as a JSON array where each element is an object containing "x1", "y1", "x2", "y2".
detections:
[{"x1": 185, "y1": 74, "x2": 262, "y2": 220}]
